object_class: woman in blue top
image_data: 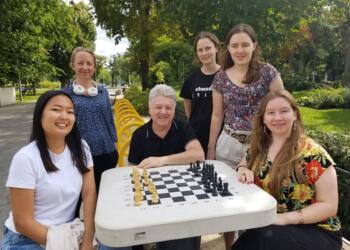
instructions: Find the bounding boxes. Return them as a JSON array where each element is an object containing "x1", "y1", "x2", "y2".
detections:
[{"x1": 64, "y1": 47, "x2": 118, "y2": 194}]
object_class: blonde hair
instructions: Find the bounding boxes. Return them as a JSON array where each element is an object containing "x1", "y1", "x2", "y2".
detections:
[
  {"x1": 248, "y1": 90, "x2": 307, "y2": 197},
  {"x1": 69, "y1": 47, "x2": 97, "y2": 69}
]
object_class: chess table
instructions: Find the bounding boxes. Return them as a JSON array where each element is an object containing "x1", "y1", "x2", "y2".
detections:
[{"x1": 95, "y1": 160, "x2": 277, "y2": 247}]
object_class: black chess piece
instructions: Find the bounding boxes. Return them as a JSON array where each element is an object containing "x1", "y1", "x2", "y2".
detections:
[
  {"x1": 204, "y1": 181, "x2": 212, "y2": 192},
  {"x1": 217, "y1": 177, "x2": 223, "y2": 191},
  {"x1": 187, "y1": 163, "x2": 193, "y2": 172},
  {"x1": 212, "y1": 183, "x2": 218, "y2": 196},
  {"x1": 222, "y1": 182, "x2": 229, "y2": 195}
]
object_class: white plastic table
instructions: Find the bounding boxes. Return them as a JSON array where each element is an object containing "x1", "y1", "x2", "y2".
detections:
[{"x1": 95, "y1": 160, "x2": 276, "y2": 247}]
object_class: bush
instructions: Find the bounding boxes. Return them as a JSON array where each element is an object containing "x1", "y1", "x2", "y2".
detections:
[
  {"x1": 38, "y1": 80, "x2": 61, "y2": 89},
  {"x1": 124, "y1": 85, "x2": 186, "y2": 119},
  {"x1": 124, "y1": 85, "x2": 149, "y2": 116},
  {"x1": 306, "y1": 130, "x2": 350, "y2": 171},
  {"x1": 296, "y1": 87, "x2": 350, "y2": 109}
]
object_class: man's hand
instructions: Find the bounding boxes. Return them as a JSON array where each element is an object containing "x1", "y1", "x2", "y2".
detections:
[{"x1": 138, "y1": 156, "x2": 167, "y2": 169}]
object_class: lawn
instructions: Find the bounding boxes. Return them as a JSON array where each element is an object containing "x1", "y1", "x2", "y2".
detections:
[
  {"x1": 16, "y1": 88, "x2": 55, "y2": 103},
  {"x1": 300, "y1": 107, "x2": 350, "y2": 134}
]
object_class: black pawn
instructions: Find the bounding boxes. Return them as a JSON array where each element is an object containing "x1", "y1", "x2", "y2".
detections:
[
  {"x1": 222, "y1": 182, "x2": 229, "y2": 194},
  {"x1": 212, "y1": 184, "x2": 218, "y2": 196}
]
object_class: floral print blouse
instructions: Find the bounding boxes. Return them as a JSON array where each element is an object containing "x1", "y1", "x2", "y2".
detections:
[
  {"x1": 255, "y1": 138, "x2": 341, "y2": 232},
  {"x1": 211, "y1": 63, "x2": 279, "y2": 131}
]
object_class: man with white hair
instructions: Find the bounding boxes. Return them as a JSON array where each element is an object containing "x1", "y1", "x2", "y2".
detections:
[
  {"x1": 128, "y1": 84, "x2": 204, "y2": 250},
  {"x1": 128, "y1": 84, "x2": 205, "y2": 169}
]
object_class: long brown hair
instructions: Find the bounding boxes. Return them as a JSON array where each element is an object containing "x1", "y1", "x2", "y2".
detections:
[
  {"x1": 193, "y1": 31, "x2": 220, "y2": 65},
  {"x1": 221, "y1": 23, "x2": 263, "y2": 84},
  {"x1": 248, "y1": 90, "x2": 306, "y2": 198}
]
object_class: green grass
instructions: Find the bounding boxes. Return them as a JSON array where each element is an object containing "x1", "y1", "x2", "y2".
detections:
[
  {"x1": 16, "y1": 88, "x2": 56, "y2": 103},
  {"x1": 300, "y1": 107, "x2": 350, "y2": 134}
]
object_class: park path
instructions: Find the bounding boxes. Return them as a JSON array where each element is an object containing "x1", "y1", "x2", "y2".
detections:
[{"x1": 0, "y1": 103, "x2": 35, "y2": 239}]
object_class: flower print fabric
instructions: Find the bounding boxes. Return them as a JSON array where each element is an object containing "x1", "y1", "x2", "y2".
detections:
[{"x1": 255, "y1": 137, "x2": 341, "y2": 232}]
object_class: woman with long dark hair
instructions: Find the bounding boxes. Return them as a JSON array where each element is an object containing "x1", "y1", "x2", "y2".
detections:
[
  {"x1": 1, "y1": 90, "x2": 96, "y2": 249},
  {"x1": 207, "y1": 23, "x2": 284, "y2": 249}
]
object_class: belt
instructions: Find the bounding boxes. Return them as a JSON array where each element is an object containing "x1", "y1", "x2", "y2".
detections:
[{"x1": 223, "y1": 127, "x2": 251, "y2": 144}]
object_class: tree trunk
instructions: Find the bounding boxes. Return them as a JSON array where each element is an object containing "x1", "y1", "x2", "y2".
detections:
[
  {"x1": 139, "y1": 0, "x2": 151, "y2": 91},
  {"x1": 343, "y1": 26, "x2": 350, "y2": 85}
]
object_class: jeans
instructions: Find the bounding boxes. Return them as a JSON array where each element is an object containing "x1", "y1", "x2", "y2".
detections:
[{"x1": 1, "y1": 226, "x2": 43, "y2": 250}]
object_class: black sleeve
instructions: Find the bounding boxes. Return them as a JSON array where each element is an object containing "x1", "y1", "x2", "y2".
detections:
[
  {"x1": 180, "y1": 71, "x2": 194, "y2": 99},
  {"x1": 183, "y1": 123, "x2": 198, "y2": 146},
  {"x1": 128, "y1": 130, "x2": 142, "y2": 164}
]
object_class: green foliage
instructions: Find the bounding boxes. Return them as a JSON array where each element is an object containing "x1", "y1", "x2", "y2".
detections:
[
  {"x1": 296, "y1": 88, "x2": 350, "y2": 109},
  {"x1": 306, "y1": 130, "x2": 350, "y2": 171},
  {"x1": 150, "y1": 61, "x2": 171, "y2": 85},
  {"x1": 98, "y1": 68, "x2": 111, "y2": 84},
  {"x1": 123, "y1": 86, "x2": 150, "y2": 116},
  {"x1": 153, "y1": 40, "x2": 194, "y2": 87},
  {"x1": 38, "y1": 80, "x2": 61, "y2": 89},
  {"x1": 0, "y1": 0, "x2": 96, "y2": 87}
]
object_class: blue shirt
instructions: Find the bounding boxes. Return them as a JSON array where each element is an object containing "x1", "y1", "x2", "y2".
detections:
[{"x1": 63, "y1": 85, "x2": 117, "y2": 156}]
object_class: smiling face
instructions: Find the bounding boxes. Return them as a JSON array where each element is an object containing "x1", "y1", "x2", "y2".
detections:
[
  {"x1": 196, "y1": 38, "x2": 218, "y2": 66},
  {"x1": 71, "y1": 51, "x2": 95, "y2": 81},
  {"x1": 227, "y1": 32, "x2": 256, "y2": 67},
  {"x1": 41, "y1": 95, "x2": 75, "y2": 139},
  {"x1": 149, "y1": 95, "x2": 175, "y2": 130},
  {"x1": 263, "y1": 97, "x2": 297, "y2": 138}
]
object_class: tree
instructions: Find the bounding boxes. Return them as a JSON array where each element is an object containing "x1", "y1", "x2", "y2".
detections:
[
  {"x1": 91, "y1": 0, "x2": 169, "y2": 90},
  {"x1": 0, "y1": 0, "x2": 96, "y2": 87}
]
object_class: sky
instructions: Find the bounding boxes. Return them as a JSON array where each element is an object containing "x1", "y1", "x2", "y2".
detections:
[
  {"x1": 95, "y1": 27, "x2": 129, "y2": 58},
  {"x1": 67, "y1": 0, "x2": 130, "y2": 58}
]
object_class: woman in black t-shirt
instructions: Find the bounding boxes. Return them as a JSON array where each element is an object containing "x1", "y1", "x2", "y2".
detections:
[{"x1": 180, "y1": 31, "x2": 220, "y2": 157}]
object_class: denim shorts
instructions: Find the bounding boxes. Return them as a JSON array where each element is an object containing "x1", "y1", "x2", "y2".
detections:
[{"x1": 1, "y1": 226, "x2": 43, "y2": 250}]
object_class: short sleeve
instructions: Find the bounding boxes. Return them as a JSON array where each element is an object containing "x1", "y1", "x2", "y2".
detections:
[
  {"x1": 180, "y1": 73, "x2": 193, "y2": 99},
  {"x1": 82, "y1": 140, "x2": 93, "y2": 168},
  {"x1": 302, "y1": 140, "x2": 335, "y2": 184},
  {"x1": 128, "y1": 130, "x2": 142, "y2": 164},
  {"x1": 183, "y1": 123, "x2": 198, "y2": 146},
  {"x1": 262, "y1": 64, "x2": 280, "y2": 87},
  {"x1": 6, "y1": 152, "x2": 36, "y2": 189},
  {"x1": 211, "y1": 71, "x2": 225, "y2": 94}
]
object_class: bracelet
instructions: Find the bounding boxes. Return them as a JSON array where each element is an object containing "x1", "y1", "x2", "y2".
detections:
[{"x1": 297, "y1": 209, "x2": 304, "y2": 224}]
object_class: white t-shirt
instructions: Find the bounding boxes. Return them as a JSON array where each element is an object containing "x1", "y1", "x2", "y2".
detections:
[{"x1": 5, "y1": 140, "x2": 93, "y2": 233}]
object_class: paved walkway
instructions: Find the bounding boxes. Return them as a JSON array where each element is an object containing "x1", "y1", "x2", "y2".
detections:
[{"x1": 0, "y1": 103, "x2": 35, "y2": 239}]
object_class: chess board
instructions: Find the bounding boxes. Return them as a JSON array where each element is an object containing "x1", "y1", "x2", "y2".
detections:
[
  {"x1": 130, "y1": 167, "x2": 233, "y2": 207},
  {"x1": 96, "y1": 160, "x2": 277, "y2": 247}
]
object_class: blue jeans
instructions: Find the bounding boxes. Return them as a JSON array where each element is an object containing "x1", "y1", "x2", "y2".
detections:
[
  {"x1": 1, "y1": 226, "x2": 43, "y2": 250},
  {"x1": 98, "y1": 242, "x2": 132, "y2": 250}
]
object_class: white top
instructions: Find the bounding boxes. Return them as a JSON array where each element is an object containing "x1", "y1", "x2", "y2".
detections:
[
  {"x1": 95, "y1": 160, "x2": 277, "y2": 247},
  {"x1": 5, "y1": 140, "x2": 93, "y2": 233}
]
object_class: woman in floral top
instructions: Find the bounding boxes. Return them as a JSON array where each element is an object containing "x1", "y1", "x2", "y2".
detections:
[
  {"x1": 207, "y1": 23, "x2": 284, "y2": 249},
  {"x1": 234, "y1": 90, "x2": 342, "y2": 250}
]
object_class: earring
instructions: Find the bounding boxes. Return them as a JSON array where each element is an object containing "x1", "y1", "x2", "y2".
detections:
[{"x1": 263, "y1": 124, "x2": 267, "y2": 133}]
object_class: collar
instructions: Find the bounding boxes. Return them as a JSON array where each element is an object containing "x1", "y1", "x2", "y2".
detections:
[{"x1": 146, "y1": 119, "x2": 178, "y2": 139}]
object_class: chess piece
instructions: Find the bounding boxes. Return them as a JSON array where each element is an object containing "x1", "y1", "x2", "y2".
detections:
[
  {"x1": 151, "y1": 192, "x2": 159, "y2": 204},
  {"x1": 134, "y1": 191, "x2": 143, "y2": 206},
  {"x1": 222, "y1": 182, "x2": 230, "y2": 195},
  {"x1": 212, "y1": 183, "x2": 218, "y2": 196},
  {"x1": 217, "y1": 177, "x2": 223, "y2": 191}
]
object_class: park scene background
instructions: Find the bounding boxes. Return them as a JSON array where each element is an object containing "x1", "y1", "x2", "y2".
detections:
[{"x1": 0, "y1": 0, "x2": 349, "y2": 242}]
